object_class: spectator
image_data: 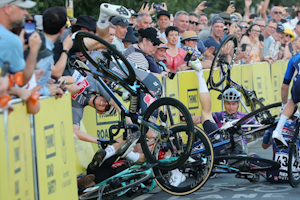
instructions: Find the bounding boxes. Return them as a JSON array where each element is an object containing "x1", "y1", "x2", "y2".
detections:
[
  {"x1": 263, "y1": 24, "x2": 284, "y2": 63},
  {"x1": 236, "y1": 25, "x2": 243, "y2": 41},
  {"x1": 278, "y1": 28, "x2": 295, "y2": 59},
  {"x1": 270, "y1": 7, "x2": 283, "y2": 23},
  {"x1": 123, "y1": 27, "x2": 164, "y2": 74},
  {"x1": 0, "y1": 0, "x2": 40, "y2": 86},
  {"x1": 203, "y1": 17, "x2": 225, "y2": 55},
  {"x1": 294, "y1": 21, "x2": 300, "y2": 37},
  {"x1": 239, "y1": 21, "x2": 248, "y2": 35},
  {"x1": 196, "y1": 23, "x2": 205, "y2": 35},
  {"x1": 156, "y1": 10, "x2": 171, "y2": 39},
  {"x1": 128, "y1": 8, "x2": 138, "y2": 28},
  {"x1": 261, "y1": 18, "x2": 278, "y2": 42},
  {"x1": 284, "y1": 35, "x2": 300, "y2": 60},
  {"x1": 198, "y1": 16, "x2": 214, "y2": 41},
  {"x1": 253, "y1": 17, "x2": 266, "y2": 33},
  {"x1": 134, "y1": 13, "x2": 152, "y2": 37},
  {"x1": 111, "y1": 16, "x2": 130, "y2": 52},
  {"x1": 153, "y1": 39, "x2": 169, "y2": 72},
  {"x1": 240, "y1": 23, "x2": 264, "y2": 63},
  {"x1": 122, "y1": 26, "x2": 137, "y2": 49},
  {"x1": 173, "y1": 11, "x2": 189, "y2": 47},
  {"x1": 164, "y1": 26, "x2": 189, "y2": 72},
  {"x1": 199, "y1": 13, "x2": 208, "y2": 26},
  {"x1": 188, "y1": 12, "x2": 199, "y2": 32},
  {"x1": 108, "y1": 23, "x2": 115, "y2": 44},
  {"x1": 240, "y1": 43, "x2": 252, "y2": 64}
]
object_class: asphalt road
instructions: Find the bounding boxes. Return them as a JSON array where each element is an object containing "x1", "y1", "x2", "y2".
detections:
[{"x1": 118, "y1": 139, "x2": 300, "y2": 200}]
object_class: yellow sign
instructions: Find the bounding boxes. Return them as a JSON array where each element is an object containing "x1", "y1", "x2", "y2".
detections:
[
  {"x1": 34, "y1": 94, "x2": 77, "y2": 200},
  {"x1": 241, "y1": 64, "x2": 253, "y2": 113},
  {"x1": 230, "y1": 64, "x2": 242, "y2": 111},
  {"x1": 0, "y1": 112, "x2": 9, "y2": 200},
  {"x1": 271, "y1": 62, "x2": 283, "y2": 103},
  {"x1": 5, "y1": 103, "x2": 35, "y2": 200}
]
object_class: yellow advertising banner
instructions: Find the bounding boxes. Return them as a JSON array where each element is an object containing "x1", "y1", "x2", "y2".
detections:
[
  {"x1": 271, "y1": 62, "x2": 283, "y2": 103},
  {"x1": 241, "y1": 64, "x2": 253, "y2": 113},
  {"x1": 5, "y1": 103, "x2": 35, "y2": 200},
  {"x1": 230, "y1": 65, "x2": 242, "y2": 112},
  {"x1": 0, "y1": 112, "x2": 9, "y2": 200},
  {"x1": 177, "y1": 70, "x2": 202, "y2": 117},
  {"x1": 34, "y1": 94, "x2": 77, "y2": 200},
  {"x1": 166, "y1": 75, "x2": 180, "y2": 124}
]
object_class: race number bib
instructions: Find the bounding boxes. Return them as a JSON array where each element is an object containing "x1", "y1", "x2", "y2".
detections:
[{"x1": 275, "y1": 152, "x2": 300, "y2": 172}]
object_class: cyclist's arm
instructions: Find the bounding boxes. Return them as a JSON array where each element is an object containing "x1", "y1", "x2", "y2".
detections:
[
  {"x1": 81, "y1": 26, "x2": 109, "y2": 51},
  {"x1": 262, "y1": 130, "x2": 272, "y2": 149},
  {"x1": 282, "y1": 58, "x2": 295, "y2": 104},
  {"x1": 73, "y1": 124, "x2": 98, "y2": 143}
]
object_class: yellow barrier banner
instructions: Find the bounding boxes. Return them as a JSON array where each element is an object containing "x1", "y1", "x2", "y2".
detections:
[
  {"x1": 231, "y1": 65, "x2": 242, "y2": 112},
  {"x1": 166, "y1": 75, "x2": 180, "y2": 124},
  {"x1": 281, "y1": 60, "x2": 292, "y2": 98},
  {"x1": 177, "y1": 70, "x2": 201, "y2": 117},
  {"x1": 241, "y1": 64, "x2": 253, "y2": 113},
  {"x1": 271, "y1": 62, "x2": 283, "y2": 103},
  {"x1": 203, "y1": 69, "x2": 223, "y2": 112},
  {"x1": 34, "y1": 94, "x2": 77, "y2": 200},
  {"x1": 74, "y1": 121, "x2": 95, "y2": 175},
  {"x1": 252, "y1": 62, "x2": 274, "y2": 105},
  {"x1": 0, "y1": 112, "x2": 9, "y2": 200},
  {"x1": 5, "y1": 103, "x2": 35, "y2": 200}
]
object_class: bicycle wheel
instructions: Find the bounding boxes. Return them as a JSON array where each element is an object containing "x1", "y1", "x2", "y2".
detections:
[
  {"x1": 234, "y1": 102, "x2": 281, "y2": 134},
  {"x1": 250, "y1": 98, "x2": 265, "y2": 112},
  {"x1": 151, "y1": 125, "x2": 214, "y2": 195},
  {"x1": 208, "y1": 35, "x2": 238, "y2": 89},
  {"x1": 215, "y1": 155, "x2": 280, "y2": 172},
  {"x1": 140, "y1": 98, "x2": 194, "y2": 171},
  {"x1": 79, "y1": 172, "x2": 151, "y2": 200},
  {"x1": 75, "y1": 31, "x2": 136, "y2": 86},
  {"x1": 288, "y1": 122, "x2": 300, "y2": 188}
]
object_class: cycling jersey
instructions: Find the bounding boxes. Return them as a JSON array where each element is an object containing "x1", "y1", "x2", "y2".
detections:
[
  {"x1": 262, "y1": 119, "x2": 299, "y2": 183},
  {"x1": 283, "y1": 53, "x2": 300, "y2": 103}
]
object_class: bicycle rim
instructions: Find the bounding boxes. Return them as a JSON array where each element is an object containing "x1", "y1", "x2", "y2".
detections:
[
  {"x1": 79, "y1": 173, "x2": 151, "y2": 200},
  {"x1": 152, "y1": 125, "x2": 214, "y2": 195},
  {"x1": 235, "y1": 102, "x2": 281, "y2": 133},
  {"x1": 215, "y1": 155, "x2": 280, "y2": 172},
  {"x1": 75, "y1": 31, "x2": 136, "y2": 86},
  {"x1": 288, "y1": 123, "x2": 300, "y2": 188},
  {"x1": 209, "y1": 35, "x2": 238, "y2": 89},
  {"x1": 140, "y1": 98, "x2": 194, "y2": 171}
]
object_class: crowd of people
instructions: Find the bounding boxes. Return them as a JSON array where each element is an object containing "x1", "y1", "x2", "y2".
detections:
[{"x1": 1, "y1": 0, "x2": 300, "y2": 192}]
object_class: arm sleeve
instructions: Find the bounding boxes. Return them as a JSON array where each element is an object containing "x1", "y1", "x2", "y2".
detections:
[
  {"x1": 72, "y1": 107, "x2": 84, "y2": 126},
  {"x1": 283, "y1": 57, "x2": 296, "y2": 85},
  {"x1": 262, "y1": 130, "x2": 272, "y2": 144}
]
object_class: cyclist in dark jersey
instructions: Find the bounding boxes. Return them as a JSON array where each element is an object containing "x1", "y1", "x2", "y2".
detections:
[{"x1": 272, "y1": 52, "x2": 300, "y2": 148}]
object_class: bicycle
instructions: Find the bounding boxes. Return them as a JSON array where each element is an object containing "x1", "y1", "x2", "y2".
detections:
[{"x1": 207, "y1": 35, "x2": 265, "y2": 114}]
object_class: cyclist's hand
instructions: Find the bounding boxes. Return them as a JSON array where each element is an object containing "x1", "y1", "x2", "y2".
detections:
[
  {"x1": 62, "y1": 35, "x2": 73, "y2": 51},
  {"x1": 29, "y1": 32, "x2": 42, "y2": 52}
]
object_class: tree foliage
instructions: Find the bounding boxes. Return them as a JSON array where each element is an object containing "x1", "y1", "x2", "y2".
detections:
[{"x1": 30, "y1": 0, "x2": 300, "y2": 18}]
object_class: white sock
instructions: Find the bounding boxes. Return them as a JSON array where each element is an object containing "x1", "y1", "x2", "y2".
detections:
[
  {"x1": 97, "y1": 12, "x2": 109, "y2": 29},
  {"x1": 125, "y1": 151, "x2": 140, "y2": 163},
  {"x1": 104, "y1": 145, "x2": 115, "y2": 161},
  {"x1": 275, "y1": 114, "x2": 289, "y2": 134}
]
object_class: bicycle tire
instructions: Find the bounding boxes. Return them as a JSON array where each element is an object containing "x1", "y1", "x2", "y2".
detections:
[
  {"x1": 288, "y1": 122, "x2": 300, "y2": 188},
  {"x1": 75, "y1": 31, "x2": 136, "y2": 86},
  {"x1": 215, "y1": 155, "x2": 280, "y2": 172},
  {"x1": 140, "y1": 98, "x2": 194, "y2": 171},
  {"x1": 151, "y1": 124, "x2": 214, "y2": 195},
  {"x1": 208, "y1": 35, "x2": 238, "y2": 89},
  {"x1": 79, "y1": 172, "x2": 151, "y2": 200},
  {"x1": 234, "y1": 102, "x2": 281, "y2": 132}
]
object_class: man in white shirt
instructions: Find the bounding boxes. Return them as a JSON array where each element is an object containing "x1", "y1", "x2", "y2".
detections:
[
  {"x1": 111, "y1": 16, "x2": 130, "y2": 52},
  {"x1": 156, "y1": 10, "x2": 170, "y2": 40}
]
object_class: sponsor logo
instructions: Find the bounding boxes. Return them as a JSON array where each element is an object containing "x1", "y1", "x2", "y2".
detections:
[
  {"x1": 143, "y1": 91, "x2": 157, "y2": 107},
  {"x1": 72, "y1": 79, "x2": 90, "y2": 100}
]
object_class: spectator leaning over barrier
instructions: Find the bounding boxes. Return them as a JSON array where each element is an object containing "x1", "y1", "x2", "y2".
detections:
[
  {"x1": 278, "y1": 28, "x2": 295, "y2": 59},
  {"x1": 153, "y1": 38, "x2": 170, "y2": 73},
  {"x1": 156, "y1": 10, "x2": 171, "y2": 40},
  {"x1": 0, "y1": 0, "x2": 41, "y2": 86},
  {"x1": 203, "y1": 16, "x2": 225, "y2": 55},
  {"x1": 188, "y1": 12, "x2": 199, "y2": 32},
  {"x1": 240, "y1": 23, "x2": 264, "y2": 63},
  {"x1": 284, "y1": 35, "x2": 300, "y2": 60},
  {"x1": 111, "y1": 16, "x2": 130, "y2": 53},
  {"x1": 261, "y1": 18, "x2": 278, "y2": 42},
  {"x1": 36, "y1": 6, "x2": 70, "y2": 97},
  {"x1": 263, "y1": 24, "x2": 284, "y2": 64},
  {"x1": 173, "y1": 11, "x2": 189, "y2": 47}
]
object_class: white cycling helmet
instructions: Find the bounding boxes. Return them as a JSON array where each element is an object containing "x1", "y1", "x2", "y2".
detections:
[{"x1": 222, "y1": 88, "x2": 241, "y2": 102}]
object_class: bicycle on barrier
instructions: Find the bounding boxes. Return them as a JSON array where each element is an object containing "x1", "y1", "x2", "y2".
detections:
[
  {"x1": 72, "y1": 31, "x2": 214, "y2": 196},
  {"x1": 207, "y1": 34, "x2": 266, "y2": 114},
  {"x1": 151, "y1": 102, "x2": 282, "y2": 188}
]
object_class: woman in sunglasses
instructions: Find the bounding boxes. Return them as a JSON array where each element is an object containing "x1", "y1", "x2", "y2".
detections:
[
  {"x1": 240, "y1": 23, "x2": 264, "y2": 63},
  {"x1": 283, "y1": 35, "x2": 300, "y2": 60},
  {"x1": 278, "y1": 29, "x2": 295, "y2": 59}
]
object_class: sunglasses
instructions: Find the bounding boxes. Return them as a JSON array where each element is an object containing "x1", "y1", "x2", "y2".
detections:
[
  {"x1": 273, "y1": 11, "x2": 282, "y2": 15},
  {"x1": 189, "y1": 20, "x2": 199, "y2": 26},
  {"x1": 224, "y1": 22, "x2": 231, "y2": 26},
  {"x1": 115, "y1": 18, "x2": 129, "y2": 24},
  {"x1": 251, "y1": 29, "x2": 261, "y2": 33},
  {"x1": 285, "y1": 34, "x2": 292, "y2": 37},
  {"x1": 240, "y1": 25, "x2": 248, "y2": 29}
]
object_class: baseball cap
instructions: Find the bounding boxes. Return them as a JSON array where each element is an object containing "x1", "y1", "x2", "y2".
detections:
[
  {"x1": 71, "y1": 15, "x2": 97, "y2": 32},
  {"x1": 111, "y1": 16, "x2": 130, "y2": 26},
  {"x1": 276, "y1": 24, "x2": 284, "y2": 33},
  {"x1": 139, "y1": 27, "x2": 163, "y2": 46},
  {"x1": 212, "y1": 16, "x2": 225, "y2": 25},
  {"x1": 157, "y1": 10, "x2": 170, "y2": 19},
  {"x1": 0, "y1": 0, "x2": 36, "y2": 8},
  {"x1": 157, "y1": 38, "x2": 168, "y2": 49},
  {"x1": 128, "y1": 8, "x2": 138, "y2": 16}
]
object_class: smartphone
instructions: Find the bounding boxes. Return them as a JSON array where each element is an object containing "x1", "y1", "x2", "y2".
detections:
[
  {"x1": 184, "y1": 51, "x2": 193, "y2": 63},
  {"x1": 142, "y1": 1, "x2": 149, "y2": 9},
  {"x1": 154, "y1": 3, "x2": 163, "y2": 10},
  {"x1": 24, "y1": 19, "x2": 36, "y2": 44},
  {"x1": 230, "y1": 1, "x2": 235, "y2": 5},
  {"x1": 259, "y1": 34, "x2": 264, "y2": 42},
  {"x1": 241, "y1": 43, "x2": 247, "y2": 52},
  {"x1": 204, "y1": 2, "x2": 215, "y2": 7},
  {"x1": 60, "y1": 79, "x2": 67, "y2": 91},
  {"x1": 286, "y1": 8, "x2": 294, "y2": 13}
]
